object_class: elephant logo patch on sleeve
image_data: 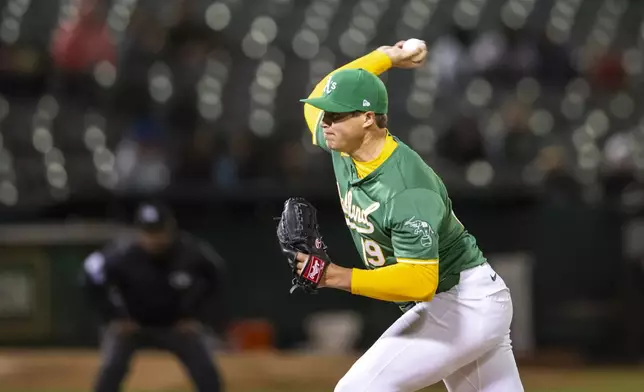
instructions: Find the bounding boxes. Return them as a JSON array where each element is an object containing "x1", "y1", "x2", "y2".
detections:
[{"x1": 403, "y1": 217, "x2": 434, "y2": 248}]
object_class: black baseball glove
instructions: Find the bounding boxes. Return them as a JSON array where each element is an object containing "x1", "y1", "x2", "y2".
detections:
[{"x1": 276, "y1": 197, "x2": 331, "y2": 294}]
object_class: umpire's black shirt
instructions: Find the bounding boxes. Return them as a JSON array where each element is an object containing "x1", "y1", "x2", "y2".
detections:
[{"x1": 81, "y1": 232, "x2": 226, "y2": 328}]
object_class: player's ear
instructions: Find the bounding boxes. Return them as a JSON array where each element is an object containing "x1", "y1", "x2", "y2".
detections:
[{"x1": 363, "y1": 111, "x2": 375, "y2": 129}]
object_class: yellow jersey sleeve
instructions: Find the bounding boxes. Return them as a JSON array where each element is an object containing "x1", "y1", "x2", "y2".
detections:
[
  {"x1": 304, "y1": 50, "x2": 392, "y2": 148},
  {"x1": 350, "y1": 261, "x2": 439, "y2": 302}
]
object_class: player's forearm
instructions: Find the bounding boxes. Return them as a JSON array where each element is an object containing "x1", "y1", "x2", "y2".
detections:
[
  {"x1": 336, "y1": 50, "x2": 392, "y2": 78},
  {"x1": 350, "y1": 263, "x2": 439, "y2": 302},
  {"x1": 322, "y1": 264, "x2": 354, "y2": 292}
]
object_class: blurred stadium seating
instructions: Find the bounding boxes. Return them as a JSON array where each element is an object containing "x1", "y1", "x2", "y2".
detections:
[{"x1": 0, "y1": 0, "x2": 641, "y2": 210}]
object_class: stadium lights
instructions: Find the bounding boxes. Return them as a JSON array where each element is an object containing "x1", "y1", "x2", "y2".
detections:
[
  {"x1": 610, "y1": 92, "x2": 634, "y2": 120},
  {"x1": 84, "y1": 125, "x2": 107, "y2": 151},
  {"x1": 32, "y1": 127, "x2": 53, "y2": 154},
  {"x1": 198, "y1": 52, "x2": 231, "y2": 122},
  {"x1": 465, "y1": 78, "x2": 493, "y2": 108},
  {"x1": 37, "y1": 95, "x2": 59, "y2": 121},
  {"x1": 308, "y1": 47, "x2": 335, "y2": 91},
  {"x1": 0, "y1": 180, "x2": 18, "y2": 206},
  {"x1": 148, "y1": 62, "x2": 173, "y2": 103},
  {"x1": 294, "y1": 0, "x2": 339, "y2": 59},
  {"x1": 516, "y1": 78, "x2": 541, "y2": 105},
  {"x1": 407, "y1": 61, "x2": 438, "y2": 119},
  {"x1": 466, "y1": 161, "x2": 494, "y2": 187},
  {"x1": 453, "y1": 0, "x2": 487, "y2": 30},
  {"x1": 44, "y1": 148, "x2": 66, "y2": 167},
  {"x1": 248, "y1": 47, "x2": 285, "y2": 137},
  {"x1": 546, "y1": 0, "x2": 582, "y2": 44},
  {"x1": 528, "y1": 110, "x2": 555, "y2": 136},
  {"x1": 46, "y1": 162, "x2": 68, "y2": 189},
  {"x1": 501, "y1": 0, "x2": 536, "y2": 29},
  {"x1": 408, "y1": 125, "x2": 436, "y2": 154},
  {"x1": 304, "y1": 15, "x2": 329, "y2": 42},
  {"x1": 205, "y1": 2, "x2": 232, "y2": 31},
  {"x1": 293, "y1": 29, "x2": 320, "y2": 59},
  {"x1": 622, "y1": 48, "x2": 643, "y2": 76}
]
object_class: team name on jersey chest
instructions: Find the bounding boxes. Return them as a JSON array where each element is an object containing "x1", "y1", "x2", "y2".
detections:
[{"x1": 337, "y1": 183, "x2": 380, "y2": 234}]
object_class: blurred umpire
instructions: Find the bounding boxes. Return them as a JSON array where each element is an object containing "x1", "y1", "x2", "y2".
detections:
[{"x1": 80, "y1": 202, "x2": 227, "y2": 392}]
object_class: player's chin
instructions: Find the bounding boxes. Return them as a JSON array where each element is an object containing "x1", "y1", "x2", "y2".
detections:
[
  {"x1": 327, "y1": 142, "x2": 345, "y2": 152},
  {"x1": 325, "y1": 135, "x2": 351, "y2": 153},
  {"x1": 324, "y1": 137, "x2": 339, "y2": 150}
]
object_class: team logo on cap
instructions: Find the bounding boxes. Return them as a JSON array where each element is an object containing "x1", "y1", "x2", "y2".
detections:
[{"x1": 323, "y1": 77, "x2": 337, "y2": 95}]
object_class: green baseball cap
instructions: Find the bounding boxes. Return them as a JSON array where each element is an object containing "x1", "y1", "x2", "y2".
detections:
[{"x1": 300, "y1": 68, "x2": 388, "y2": 114}]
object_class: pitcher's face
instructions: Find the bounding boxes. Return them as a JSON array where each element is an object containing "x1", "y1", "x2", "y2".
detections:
[{"x1": 321, "y1": 111, "x2": 367, "y2": 153}]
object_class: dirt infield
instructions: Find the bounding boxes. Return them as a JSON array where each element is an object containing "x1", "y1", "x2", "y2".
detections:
[
  {"x1": 1, "y1": 350, "x2": 358, "y2": 391},
  {"x1": 1, "y1": 350, "x2": 643, "y2": 391}
]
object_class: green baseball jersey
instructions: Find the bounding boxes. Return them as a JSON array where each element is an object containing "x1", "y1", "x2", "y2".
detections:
[{"x1": 314, "y1": 127, "x2": 487, "y2": 300}]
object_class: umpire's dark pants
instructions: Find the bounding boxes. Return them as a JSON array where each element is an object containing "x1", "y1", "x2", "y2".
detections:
[{"x1": 93, "y1": 326, "x2": 222, "y2": 392}]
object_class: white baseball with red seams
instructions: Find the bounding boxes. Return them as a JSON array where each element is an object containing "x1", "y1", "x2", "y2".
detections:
[{"x1": 402, "y1": 38, "x2": 426, "y2": 62}]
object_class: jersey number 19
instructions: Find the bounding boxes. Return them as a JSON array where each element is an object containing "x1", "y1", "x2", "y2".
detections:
[{"x1": 360, "y1": 237, "x2": 386, "y2": 267}]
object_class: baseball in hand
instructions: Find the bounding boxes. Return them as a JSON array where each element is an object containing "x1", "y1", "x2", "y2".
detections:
[{"x1": 402, "y1": 38, "x2": 427, "y2": 62}]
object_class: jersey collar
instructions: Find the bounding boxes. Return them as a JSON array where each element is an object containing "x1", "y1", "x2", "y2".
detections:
[{"x1": 347, "y1": 135, "x2": 401, "y2": 185}]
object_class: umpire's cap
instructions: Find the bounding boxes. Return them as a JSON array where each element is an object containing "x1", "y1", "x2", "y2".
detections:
[{"x1": 134, "y1": 201, "x2": 176, "y2": 232}]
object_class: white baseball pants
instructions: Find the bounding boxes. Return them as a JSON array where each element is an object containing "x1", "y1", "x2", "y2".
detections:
[{"x1": 335, "y1": 262, "x2": 524, "y2": 392}]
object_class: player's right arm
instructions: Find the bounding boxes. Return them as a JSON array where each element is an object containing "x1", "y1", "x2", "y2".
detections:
[{"x1": 304, "y1": 50, "x2": 392, "y2": 150}]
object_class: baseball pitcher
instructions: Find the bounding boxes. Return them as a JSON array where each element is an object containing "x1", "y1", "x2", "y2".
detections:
[{"x1": 276, "y1": 40, "x2": 524, "y2": 391}]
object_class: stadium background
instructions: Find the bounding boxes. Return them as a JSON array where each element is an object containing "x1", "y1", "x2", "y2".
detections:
[{"x1": 0, "y1": 0, "x2": 644, "y2": 390}]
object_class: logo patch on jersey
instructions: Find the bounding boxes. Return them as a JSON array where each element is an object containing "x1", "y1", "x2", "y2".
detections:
[
  {"x1": 337, "y1": 184, "x2": 380, "y2": 234},
  {"x1": 404, "y1": 216, "x2": 434, "y2": 247}
]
